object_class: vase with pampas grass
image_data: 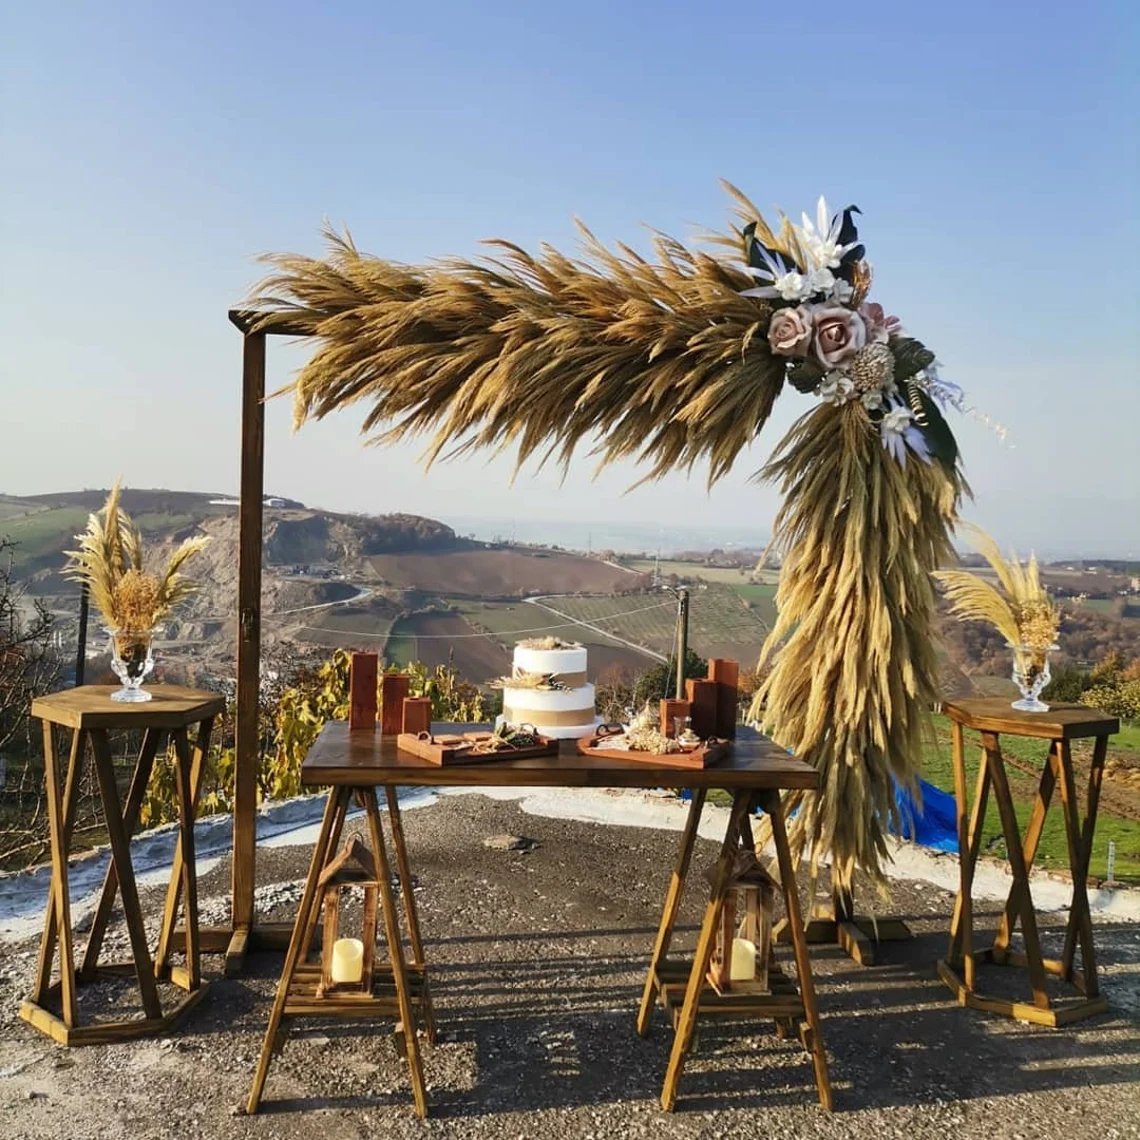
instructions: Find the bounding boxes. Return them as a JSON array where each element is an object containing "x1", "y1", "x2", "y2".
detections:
[
  {"x1": 933, "y1": 524, "x2": 1061, "y2": 712},
  {"x1": 63, "y1": 483, "x2": 211, "y2": 702}
]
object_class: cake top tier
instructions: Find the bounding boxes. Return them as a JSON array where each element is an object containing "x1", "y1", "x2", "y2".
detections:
[{"x1": 513, "y1": 639, "x2": 587, "y2": 679}]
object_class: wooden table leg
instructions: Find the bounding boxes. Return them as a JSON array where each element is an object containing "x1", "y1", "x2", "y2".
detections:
[
  {"x1": 637, "y1": 788, "x2": 706, "y2": 1038},
  {"x1": 1062, "y1": 733, "x2": 1107, "y2": 989},
  {"x1": 993, "y1": 740, "x2": 1057, "y2": 962},
  {"x1": 155, "y1": 720, "x2": 213, "y2": 982},
  {"x1": 660, "y1": 791, "x2": 750, "y2": 1112},
  {"x1": 79, "y1": 727, "x2": 164, "y2": 982},
  {"x1": 982, "y1": 732, "x2": 1049, "y2": 1010},
  {"x1": 89, "y1": 730, "x2": 162, "y2": 1020},
  {"x1": 298, "y1": 785, "x2": 351, "y2": 961},
  {"x1": 33, "y1": 726, "x2": 86, "y2": 1010},
  {"x1": 386, "y1": 785, "x2": 437, "y2": 1045},
  {"x1": 248, "y1": 786, "x2": 345, "y2": 1114},
  {"x1": 39, "y1": 722, "x2": 79, "y2": 1027},
  {"x1": 363, "y1": 789, "x2": 428, "y2": 1119},
  {"x1": 761, "y1": 789, "x2": 832, "y2": 1112},
  {"x1": 1055, "y1": 739, "x2": 1099, "y2": 994}
]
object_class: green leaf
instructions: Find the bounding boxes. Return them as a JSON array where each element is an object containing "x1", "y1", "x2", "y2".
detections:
[
  {"x1": 787, "y1": 358, "x2": 824, "y2": 394},
  {"x1": 915, "y1": 388, "x2": 959, "y2": 470},
  {"x1": 890, "y1": 337, "x2": 936, "y2": 383}
]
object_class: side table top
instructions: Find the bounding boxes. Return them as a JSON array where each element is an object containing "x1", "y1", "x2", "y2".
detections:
[
  {"x1": 941, "y1": 697, "x2": 1119, "y2": 741},
  {"x1": 32, "y1": 685, "x2": 226, "y2": 730},
  {"x1": 302, "y1": 721, "x2": 818, "y2": 791}
]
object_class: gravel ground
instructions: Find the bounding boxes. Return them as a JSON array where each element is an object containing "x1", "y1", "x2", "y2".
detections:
[{"x1": 0, "y1": 791, "x2": 1137, "y2": 1140}]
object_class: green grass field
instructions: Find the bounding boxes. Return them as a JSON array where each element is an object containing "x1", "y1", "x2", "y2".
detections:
[
  {"x1": 920, "y1": 716, "x2": 1139, "y2": 882},
  {"x1": 626, "y1": 558, "x2": 757, "y2": 584}
]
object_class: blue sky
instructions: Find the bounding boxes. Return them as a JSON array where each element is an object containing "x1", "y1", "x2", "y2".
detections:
[{"x1": 2, "y1": 1, "x2": 1137, "y2": 554}]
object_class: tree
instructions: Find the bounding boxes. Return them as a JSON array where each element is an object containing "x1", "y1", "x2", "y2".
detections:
[
  {"x1": 633, "y1": 648, "x2": 709, "y2": 708},
  {"x1": 0, "y1": 538, "x2": 59, "y2": 754}
]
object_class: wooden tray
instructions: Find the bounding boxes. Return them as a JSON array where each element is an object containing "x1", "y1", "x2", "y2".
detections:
[
  {"x1": 396, "y1": 731, "x2": 560, "y2": 766},
  {"x1": 576, "y1": 729, "x2": 731, "y2": 770}
]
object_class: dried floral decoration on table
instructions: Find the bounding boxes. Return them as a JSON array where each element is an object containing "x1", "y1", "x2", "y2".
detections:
[
  {"x1": 244, "y1": 184, "x2": 968, "y2": 889},
  {"x1": 933, "y1": 524, "x2": 1061, "y2": 711},
  {"x1": 63, "y1": 482, "x2": 210, "y2": 700}
]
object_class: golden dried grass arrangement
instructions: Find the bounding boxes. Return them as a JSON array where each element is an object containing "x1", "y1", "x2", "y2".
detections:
[
  {"x1": 245, "y1": 221, "x2": 785, "y2": 485},
  {"x1": 243, "y1": 188, "x2": 965, "y2": 887},
  {"x1": 63, "y1": 483, "x2": 211, "y2": 631},
  {"x1": 748, "y1": 403, "x2": 964, "y2": 890},
  {"x1": 933, "y1": 524, "x2": 1059, "y2": 652}
]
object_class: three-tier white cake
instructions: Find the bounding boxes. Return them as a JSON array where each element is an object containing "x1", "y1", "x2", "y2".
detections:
[{"x1": 499, "y1": 638, "x2": 601, "y2": 740}]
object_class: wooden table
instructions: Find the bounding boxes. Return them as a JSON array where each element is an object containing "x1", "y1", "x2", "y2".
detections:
[
  {"x1": 22, "y1": 684, "x2": 224, "y2": 1045},
  {"x1": 248, "y1": 723, "x2": 830, "y2": 1116},
  {"x1": 938, "y1": 698, "x2": 1119, "y2": 1026}
]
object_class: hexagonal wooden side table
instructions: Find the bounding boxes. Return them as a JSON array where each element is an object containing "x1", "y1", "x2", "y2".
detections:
[
  {"x1": 21, "y1": 684, "x2": 225, "y2": 1045},
  {"x1": 938, "y1": 698, "x2": 1119, "y2": 1026}
]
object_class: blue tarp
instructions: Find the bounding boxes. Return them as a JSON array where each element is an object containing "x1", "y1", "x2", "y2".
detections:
[
  {"x1": 891, "y1": 778, "x2": 958, "y2": 853},
  {"x1": 682, "y1": 777, "x2": 960, "y2": 854}
]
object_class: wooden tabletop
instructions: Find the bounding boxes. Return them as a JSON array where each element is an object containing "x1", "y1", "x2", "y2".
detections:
[
  {"x1": 941, "y1": 697, "x2": 1119, "y2": 741},
  {"x1": 302, "y1": 722, "x2": 819, "y2": 791},
  {"x1": 32, "y1": 685, "x2": 227, "y2": 730}
]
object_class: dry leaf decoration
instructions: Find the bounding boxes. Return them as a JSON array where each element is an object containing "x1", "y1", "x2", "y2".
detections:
[
  {"x1": 242, "y1": 184, "x2": 967, "y2": 889},
  {"x1": 63, "y1": 482, "x2": 211, "y2": 631}
]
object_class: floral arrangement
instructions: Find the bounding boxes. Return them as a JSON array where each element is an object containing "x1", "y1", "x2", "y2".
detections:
[
  {"x1": 63, "y1": 483, "x2": 211, "y2": 632},
  {"x1": 933, "y1": 525, "x2": 1060, "y2": 655},
  {"x1": 516, "y1": 636, "x2": 581, "y2": 651},
  {"x1": 243, "y1": 185, "x2": 966, "y2": 890},
  {"x1": 741, "y1": 197, "x2": 960, "y2": 468},
  {"x1": 491, "y1": 668, "x2": 569, "y2": 691}
]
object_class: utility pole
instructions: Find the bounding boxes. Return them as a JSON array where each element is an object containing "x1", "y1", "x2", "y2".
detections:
[
  {"x1": 673, "y1": 587, "x2": 689, "y2": 700},
  {"x1": 74, "y1": 582, "x2": 89, "y2": 687}
]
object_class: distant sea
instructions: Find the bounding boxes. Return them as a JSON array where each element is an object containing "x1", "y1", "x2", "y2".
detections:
[
  {"x1": 448, "y1": 516, "x2": 769, "y2": 557},
  {"x1": 447, "y1": 515, "x2": 1138, "y2": 563}
]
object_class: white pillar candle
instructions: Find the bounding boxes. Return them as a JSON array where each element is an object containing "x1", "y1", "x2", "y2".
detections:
[
  {"x1": 730, "y1": 936, "x2": 756, "y2": 982},
  {"x1": 331, "y1": 937, "x2": 364, "y2": 983}
]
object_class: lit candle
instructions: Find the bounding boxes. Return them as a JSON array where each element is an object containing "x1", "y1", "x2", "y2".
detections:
[
  {"x1": 331, "y1": 937, "x2": 364, "y2": 984},
  {"x1": 730, "y1": 937, "x2": 756, "y2": 982}
]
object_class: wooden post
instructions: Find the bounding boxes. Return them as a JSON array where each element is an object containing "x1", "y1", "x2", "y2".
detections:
[
  {"x1": 708, "y1": 658, "x2": 739, "y2": 739},
  {"x1": 402, "y1": 697, "x2": 432, "y2": 735},
  {"x1": 380, "y1": 673, "x2": 410, "y2": 737},
  {"x1": 685, "y1": 678, "x2": 717, "y2": 739},
  {"x1": 232, "y1": 330, "x2": 266, "y2": 971},
  {"x1": 349, "y1": 652, "x2": 379, "y2": 730},
  {"x1": 659, "y1": 698, "x2": 691, "y2": 738}
]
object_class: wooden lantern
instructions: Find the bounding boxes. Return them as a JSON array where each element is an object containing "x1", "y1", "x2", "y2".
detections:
[
  {"x1": 315, "y1": 837, "x2": 380, "y2": 998},
  {"x1": 706, "y1": 851, "x2": 777, "y2": 994}
]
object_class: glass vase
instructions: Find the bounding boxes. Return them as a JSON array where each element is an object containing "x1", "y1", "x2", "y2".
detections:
[
  {"x1": 1010, "y1": 643, "x2": 1055, "y2": 713},
  {"x1": 108, "y1": 628, "x2": 156, "y2": 703}
]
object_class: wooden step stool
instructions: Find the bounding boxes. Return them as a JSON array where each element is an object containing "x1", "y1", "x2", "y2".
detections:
[{"x1": 246, "y1": 784, "x2": 436, "y2": 1117}]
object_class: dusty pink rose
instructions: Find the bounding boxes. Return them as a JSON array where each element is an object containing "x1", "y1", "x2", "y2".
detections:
[
  {"x1": 811, "y1": 305, "x2": 868, "y2": 368},
  {"x1": 767, "y1": 305, "x2": 813, "y2": 357},
  {"x1": 859, "y1": 302, "x2": 902, "y2": 345}
]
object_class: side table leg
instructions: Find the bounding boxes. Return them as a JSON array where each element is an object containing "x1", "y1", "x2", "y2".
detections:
[
  {"x1": 82, "y1": 727, "x2": 163, "y2": 981},
  {"x1": 156, "y1": 719, "x2": 213, "y2": 981},
  {"x1": 33, "y1": 726, "x2": 86, "y2": 1011},
  {"x1": 1056, "y1": 739, "x2": 1100, "y2": 993},
  {"x1": 386, "y1": 785, "x2": 437, "y2": 1045},
  {"x1": 248, "y1": 786, "x2": 345, "y2": 1114},
  {"x1": 994, "y1": 740, "x2": 1057, "y2": 961},
  {"x1": 299, "y1": 786, "x2": 351, "y2": 960},
  {"x1": 637, "y1": 788, "x2": 706, "y2": 1038},
  {"x1": 90, "y1": 730, "x2": 162, "y2": 1020},
  {"x1": 761, "y1": 789, "x2": 832, "y2": 1112},
  {"x1": 660, "y1": 791, "x2": 749, "y2": 1112},
  {"x1": 171, "y1": 728, "x2": 202, "y2": 990},
  {"x1": 39, "y1": 722, "x2": 79, "y2": 1027},
  {"x1": 983, "y1": 732, "x2": 1049, "y2": 1009}
]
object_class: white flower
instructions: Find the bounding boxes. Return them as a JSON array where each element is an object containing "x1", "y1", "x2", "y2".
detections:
[
  {"x1": 808, "y1": 267, "x2": 836, "y2": 295},
  {"x1": 775, "y1": 271, "x2": 808, "y2": 301},
  {"x1": 797, "y1": 196, "x2": 859, "y2": 270},
  {"x1": 879, "y1": 399, "x2": 933, "y2": 467},
  {"x1": 818, "y1": 370, "x2": 855, "y2": 405},
  {"x1": 830, "y1": 277, "x2": 855, "y2": 303},
  {"x1": 861, "y1": 388, "x2": 886, "y2": 411}
]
